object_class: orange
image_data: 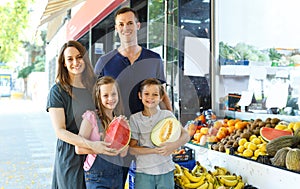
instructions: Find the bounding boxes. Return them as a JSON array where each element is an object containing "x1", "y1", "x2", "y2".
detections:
[
  {"x1": 195, "y1": 114, "x2": 206, "y2": 124},
  {"x1": 213, "y1": 121, "x2": 223, "y2": 129},
  {"x1": 216, "y1": 130, "x2": 226, "y2": 140},
  {"x1": 187, "y1": 124, "x2": 197, "y2": 136},
  {"x1": 227, "y1": 126, "x2": 235, "y2": 134},
  {"x1": 227, "y1": 119, "x2": 237, "y2": 127},
  {"x1": 235, "y1": 121, "x2": 248, "y2": 130},
  {"x1": 200, "y1": 127, "x2": 209, "y2": 135},
  {"x1": 193, "y1": 133, "x2": 203, "y2": 142},
  {"x1": 219, "y1": 127, "x2": 228, "y2": 135}
]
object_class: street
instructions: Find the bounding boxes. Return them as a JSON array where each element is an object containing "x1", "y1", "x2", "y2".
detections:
[{"x1": 0, "y1": 98, "x2": 56, "y2": 189}]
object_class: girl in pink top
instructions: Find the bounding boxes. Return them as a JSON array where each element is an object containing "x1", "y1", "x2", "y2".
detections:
[{"x1": 75, "y1": 76, "x2": 128, "y2": 189}]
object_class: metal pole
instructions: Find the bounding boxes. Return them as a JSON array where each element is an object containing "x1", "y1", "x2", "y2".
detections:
[
  {"x1": 89, "y1": 27, "x2": 92, "y2": 59},
  {"x1": 210, "y1": 0, "x2": 218, "y2": 116},
  {"x1": 164, "y1": 0, "x2": 168, "y2": 79}
]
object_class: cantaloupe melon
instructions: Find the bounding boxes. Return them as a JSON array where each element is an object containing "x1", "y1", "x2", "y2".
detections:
[{"x1": 151, "y1": 117, "x2": 181, "y2": 146}]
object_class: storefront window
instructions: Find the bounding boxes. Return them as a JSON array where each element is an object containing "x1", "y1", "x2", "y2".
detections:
[
  {"x1": 216, "y1": 0, "x2": 300, "y2": 116},
  {"x1": 177, "y1": 0, "x2": 211, "y2": 123}
]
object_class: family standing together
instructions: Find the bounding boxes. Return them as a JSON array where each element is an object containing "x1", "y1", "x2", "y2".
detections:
[{"x1": 46, "y1": 7, "x2": 189, "y2": 189}]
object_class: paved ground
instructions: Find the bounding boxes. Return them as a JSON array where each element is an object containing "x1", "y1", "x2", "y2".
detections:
[{"x1": 0, "y1": 98, "x2": 56, "y2": 189}]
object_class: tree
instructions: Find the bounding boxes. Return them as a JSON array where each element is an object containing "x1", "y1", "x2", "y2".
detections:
[
  {"x1": 18, "y1": 30, "x2": 47, "y2": 98},
  {"x1": 0, "y1": 0, "x2": 32, "y2": 64},
  {"x1": 17, "y1": 64, "x2": 34, "y2": 98}
]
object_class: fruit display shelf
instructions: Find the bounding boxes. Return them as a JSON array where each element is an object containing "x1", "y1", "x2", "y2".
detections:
[
  {"x1": 225, "y1": 110, "x2": 300, "y2": 122},
  {"x1": 185, "y1": 143, "x2": 300, "y2": 189}
]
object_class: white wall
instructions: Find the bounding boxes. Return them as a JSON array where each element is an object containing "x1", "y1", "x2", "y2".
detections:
[{"x1": 218, "y1": 0, "x2": 300, "y2": 48}]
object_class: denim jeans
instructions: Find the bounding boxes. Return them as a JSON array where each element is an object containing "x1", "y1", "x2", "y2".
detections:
[
  {"x1": 134, "y1": 171, "x2": 174, "y2": 189},
  {"x1": 85, "y1": 155, "x2": 123, "y2": 189}
]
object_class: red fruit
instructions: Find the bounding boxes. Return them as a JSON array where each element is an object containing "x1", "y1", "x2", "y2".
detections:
[
  {"x1": 260, "y1": 127, "x2": 293, "y2": 142},
  {"x1": 104, "y1": 116, "x2": 131, "y2": 151}
]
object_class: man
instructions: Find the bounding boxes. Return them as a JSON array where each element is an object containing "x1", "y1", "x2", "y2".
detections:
[
  {"x1": 94, "y1": 7, "x2": 172, "y2": 117},
  {"x1": 93, "y1": 7, "x2": 172, "y2": 187}
]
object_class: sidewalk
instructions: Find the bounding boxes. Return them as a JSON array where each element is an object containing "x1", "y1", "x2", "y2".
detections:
[{"x1": 0, "y1": 98, "x2": 55, "y2": 189}]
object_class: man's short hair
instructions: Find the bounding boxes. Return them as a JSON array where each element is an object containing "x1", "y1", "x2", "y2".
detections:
[{"x1": 114, "y1": 7, "x2": 139, "y2": 22}]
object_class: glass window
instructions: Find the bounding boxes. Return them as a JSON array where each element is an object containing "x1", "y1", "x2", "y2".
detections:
[{"x1": 216, "y1": 0, "x2": 300, "y2": 116}]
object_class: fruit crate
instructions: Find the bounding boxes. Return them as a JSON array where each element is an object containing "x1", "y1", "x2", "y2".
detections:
[{"x1": 172, "y1": 146, "x2": 195, "y2": 162}]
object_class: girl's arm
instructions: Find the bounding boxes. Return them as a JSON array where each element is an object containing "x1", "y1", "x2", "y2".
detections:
[
  {"x1": 49, "y1": 108, "x2": 115, "y2": 155},
  {"x1": 129, "y1": 139, "x2": 159, "y2": 155}
]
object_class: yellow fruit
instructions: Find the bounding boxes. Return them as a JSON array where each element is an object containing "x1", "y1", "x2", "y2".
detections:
[
  {"x1": 238, "y1": 138, "x2": 247, "y2": 146},
  {"x1": 258, "y1": 151, "x2": 267, "y2": 156},
  {"x1": 258, "y1": 136, "x2": 267, "y2": 143},
  {"x1": 254, "y1": 149, "x2": 260, "y2": 157},
  {"x1": 249, "y1": 135, "x2": 257, "y2": 142},
  {"x1": 243, "y1": 149, "x2": 253, "y2": 158},
  {"x1": 293, "y1": 122, "x2": 300, "y2": 132},
  {"x1": 237, "y1": 146, "x2": 245, "y2": 153},
  {"x1": 251, "y1": 137, "x2": 261, "y2": 145},
  {"x1": 275, "y1": 124, "x2": 287, "y2": 130},
  {"x1": 213, "y1": 121, "x2": 223, "y2": 129},
  {"x1": 247, "y1": 142, "x2": 257, "y2": 151},
  {"x1": 284, "y1": 128, "x2": 293, "y2": 133},
  {"x1": 258, "y1": 143, "x2": 267, "y2": 152},
  {"x1": 288, "y1": 122, "x2": 295, "y2": 130},
  {"x1": 243, "y1": 141, "x2": 251, "y2": 149},
  {"x1": 200, "y1": 127, "x2": 209, "y2": 135}
]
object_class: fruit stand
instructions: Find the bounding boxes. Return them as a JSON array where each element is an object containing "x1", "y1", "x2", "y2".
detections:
[
  {"x1": 185, "y1": 143, "x2": 300, "y2": 189},
  {"x1": 181, "y1": 111, "x2": 300, "y2": 189}
]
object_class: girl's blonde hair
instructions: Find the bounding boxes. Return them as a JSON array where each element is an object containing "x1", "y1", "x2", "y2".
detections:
[{"x1": 93, "y1": 76, "x2": 124, "y2": 130}]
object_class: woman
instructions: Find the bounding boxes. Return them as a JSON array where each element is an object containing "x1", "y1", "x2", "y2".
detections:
[{"x1": 47, "y1": 40, "x2": 104, "y2": 189}]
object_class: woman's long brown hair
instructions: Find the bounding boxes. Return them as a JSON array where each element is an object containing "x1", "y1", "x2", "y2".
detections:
[{"x1": 56, "y1": 40, "x2": 96, "y2": 97}]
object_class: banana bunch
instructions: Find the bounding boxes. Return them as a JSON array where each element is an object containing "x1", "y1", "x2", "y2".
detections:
[
  {"x1": 211, "y1": 166, "x2": 229, "y2": 176},
  {"x1": 174, "y1": 162, "x2": 209, "y2": 189},
  {"x1": 216, "y1": 174, "x2": 244, "y2": 188},
  {"x1": 174, "y1": 162, "x2": 245, "y2": 189},
  {"x1": 211, "y1": 166, "x2": 245, "y2": 188},
  {"x1": 191, "y1": 161, "x2": 208, "y2": 176}
]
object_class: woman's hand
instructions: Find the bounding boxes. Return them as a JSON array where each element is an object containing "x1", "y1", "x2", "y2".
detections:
[
  {"x1": 91, "y1": 141, "x2": 119, "y2": 156},
  {"x1": 119, "y1": 145, "x2": 129, "y2": 157}
]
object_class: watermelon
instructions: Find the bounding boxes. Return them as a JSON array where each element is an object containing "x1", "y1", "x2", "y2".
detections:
[
  {"x1": 151, "y1": 117, "x2": 181, "y2": 146},
  {"x1": 260, "y1": 127, "x2": 293, "y2": 142},
  {"x1": 104, "y1": 116, "x2": 131, "y2": 151}
]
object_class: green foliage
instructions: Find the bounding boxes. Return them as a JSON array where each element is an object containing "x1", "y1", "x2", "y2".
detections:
[
  {"x1": 18, "y1": 65, "x2": 34, "y2": 79},
  {"x1": 0, "y1": 0, "x2": 32, "y2": 63},
  {"x1": 269, "y1": 48, "x2": 282, "y2": 61},
  {"x1": 219, "y1": 42, "x2": 270, "y2": 62},
  {"x1": 21, "y1": 30, "x2": 47, "y2": 73},
  {"x1": 33, "y1": 56, "x2": 45, "y2": 72}
]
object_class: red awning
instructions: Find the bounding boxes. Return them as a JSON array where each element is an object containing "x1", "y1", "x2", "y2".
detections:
[{"x1": 66, "y1": 0, "x2": 126, "y2": 40}]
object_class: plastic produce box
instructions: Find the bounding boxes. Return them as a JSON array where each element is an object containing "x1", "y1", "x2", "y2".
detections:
[
  {"x1": 172, "y1": 146, "x2": 195, "y2": 162},
  {"x1": 173, "y1": 146, "x2": 196, "y2": 170}
]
